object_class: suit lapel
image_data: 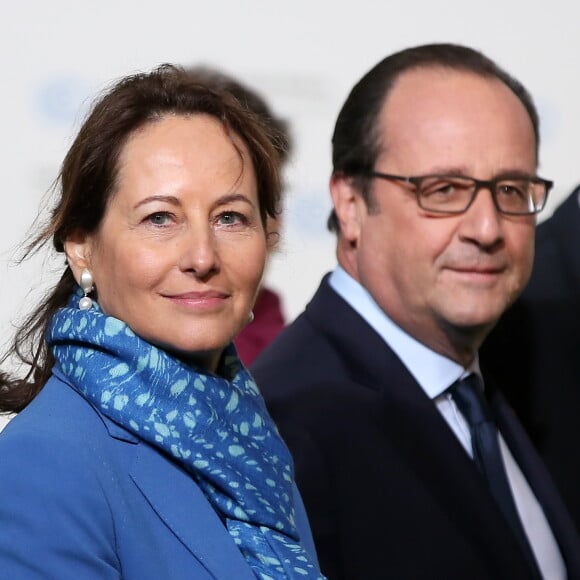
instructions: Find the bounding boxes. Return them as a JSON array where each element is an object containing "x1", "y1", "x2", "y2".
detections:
[
  {"x1": 373, "y1": 362, "x2": 534, "y2": 575},
  {"x1": 129, "y1": 442, "x2": 255, "y2": 580}
]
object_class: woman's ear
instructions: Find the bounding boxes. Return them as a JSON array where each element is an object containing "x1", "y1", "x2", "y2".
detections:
[
  {"x1": 64, "y1": 234, "x2": 93, "y2": 282},
  {"x1": 265, "y1": 215, "x2": 281, "y2": 253}
]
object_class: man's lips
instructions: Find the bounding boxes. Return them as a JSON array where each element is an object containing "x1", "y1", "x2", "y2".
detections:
[
  {"x1": 447, "y1": 266, "x2": 505, "y2": 274},
  {"x1": 443, "y1": 265, "x2": 507, "y2": 283}
]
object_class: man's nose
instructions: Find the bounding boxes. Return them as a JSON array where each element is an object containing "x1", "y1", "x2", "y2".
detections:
[{"x1": 458, "y1": 186, "x2": 504, "y2": 249}]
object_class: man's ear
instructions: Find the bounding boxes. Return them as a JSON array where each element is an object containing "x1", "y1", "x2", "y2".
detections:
[
  {"x1": 64, "y1": 234, "x2": 93, "y2": 282},
  {"x1": 329, "y1": 173, "x2": 365, "y2": 245}
]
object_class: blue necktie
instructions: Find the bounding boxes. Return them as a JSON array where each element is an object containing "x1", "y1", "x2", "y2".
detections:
[{"x1": 451, "y1": 375, "x2": 541, "y2": 578}]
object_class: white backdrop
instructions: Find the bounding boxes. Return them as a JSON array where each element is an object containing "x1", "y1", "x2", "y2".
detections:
[{"x1": 0, "y1": 1, "x2": 578, "y2": 403}]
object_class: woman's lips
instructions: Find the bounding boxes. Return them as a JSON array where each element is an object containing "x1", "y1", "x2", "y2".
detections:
[{"x1": 163, "y1": 290, "x2": 230, "y2": 309}]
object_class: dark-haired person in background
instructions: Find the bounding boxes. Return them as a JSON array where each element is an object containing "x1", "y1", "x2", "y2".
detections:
[
  {"x1": 185, "y1": 66, "x2": 290, "y2": 367},
  {"x1": 252, "y1": 44, "x2": 580, "y2": 579},
  {"x1": 0, "y1": 65, "x2": 322, "y2": 580},
  {"x1": 482, "y1": 185, "x2": 580, "y2": 533}
]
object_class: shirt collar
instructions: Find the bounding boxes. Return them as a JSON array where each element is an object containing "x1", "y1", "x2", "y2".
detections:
[{"x1": 329, "y1": 266, "x2": 480, "y2": 399}]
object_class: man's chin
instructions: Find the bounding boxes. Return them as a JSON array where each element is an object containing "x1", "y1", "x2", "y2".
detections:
[{"x1": 441, "y1": 310, "x2": 501, "y2": 342}]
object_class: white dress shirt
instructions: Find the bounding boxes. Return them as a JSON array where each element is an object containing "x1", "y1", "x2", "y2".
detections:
[{"x1": 329, "y1": 266, "x2": 565, "y2": 580}]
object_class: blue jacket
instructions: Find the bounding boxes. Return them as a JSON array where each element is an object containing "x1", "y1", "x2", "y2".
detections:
[{"x1": 0, "y1": 371, "x2": 317, "y2": 579}]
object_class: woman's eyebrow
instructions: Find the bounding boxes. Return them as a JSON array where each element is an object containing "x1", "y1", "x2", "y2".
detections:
[
  {"x1": 133, "y1": 193, "x2": 256, "y2": 211},
  {"x1": 133, "y1": 194, "x2": 180, "y2": 210},
  {"x1": 212, "y1": 193, "x2": 256, "y2": 208}
]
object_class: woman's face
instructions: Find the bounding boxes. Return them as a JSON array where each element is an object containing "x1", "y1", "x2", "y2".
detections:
[{"x1": 67, "y1": 114, "x2": 267, "y2": 371}]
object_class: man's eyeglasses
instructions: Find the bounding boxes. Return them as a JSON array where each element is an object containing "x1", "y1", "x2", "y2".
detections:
[{"x1": 365, "y1": 172, "x2": 553, "y2": 216}]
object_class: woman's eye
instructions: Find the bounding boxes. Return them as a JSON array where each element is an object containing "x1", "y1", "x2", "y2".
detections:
[
  {"x1": 146, "y1": 212, "x2": 172, "y2": 226},
  {"x1": 217, "y1": 211, "x2": 247, "y2": 226}
]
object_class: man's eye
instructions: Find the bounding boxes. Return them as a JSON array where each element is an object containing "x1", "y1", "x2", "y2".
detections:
[
  {"x1": 498, "y1": 183, "x2": 526, "y2": 198},
  {"x1": 423, "y1": 182, "x2": 458, "y2": 196}
]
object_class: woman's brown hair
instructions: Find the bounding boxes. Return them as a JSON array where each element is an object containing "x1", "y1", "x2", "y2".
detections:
[{"x1": 0, "y1": 64, "x2": 283, "y2": 413}]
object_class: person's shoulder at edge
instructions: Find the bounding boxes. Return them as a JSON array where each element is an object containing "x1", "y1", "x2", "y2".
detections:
[
  {"x1": 251, "y1": 308, "x2": 337, "y2": 400},
  {"x1": 0, "y1": 372, "x2": 117, "y2": 447},
  {"x1": 235, "y1": 286, "x2": 286, "y2": 366}
]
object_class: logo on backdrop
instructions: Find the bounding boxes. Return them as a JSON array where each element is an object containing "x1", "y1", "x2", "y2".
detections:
[{"x1": 35, "y1": 75, "x2": 92, "y2": 126}]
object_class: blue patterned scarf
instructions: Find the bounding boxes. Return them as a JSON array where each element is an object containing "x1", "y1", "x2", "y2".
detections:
[{"x1": 47, "y1": 292, "x2": 324, "y2": 579}]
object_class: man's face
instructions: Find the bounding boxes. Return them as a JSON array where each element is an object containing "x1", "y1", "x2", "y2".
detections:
[{"x1": 337, "y1": 67, "x2": 537, "y2": 357}]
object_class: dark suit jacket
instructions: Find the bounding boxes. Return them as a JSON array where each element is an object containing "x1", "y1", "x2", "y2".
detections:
[
  {"x1": 252, "y1": 276, "x2": 580, "y2": 580},
  {"x1": 481, "y1": 186, "x2": 580, "y2": 532}
]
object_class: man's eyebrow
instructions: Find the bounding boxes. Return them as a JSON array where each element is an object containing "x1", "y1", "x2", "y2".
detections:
[
  {"x1": 492, "y1": 169, "x2": 539, "y2": 180},
  {"x1": 414, "y1": 167, "x2": 537, "y2": 179}
]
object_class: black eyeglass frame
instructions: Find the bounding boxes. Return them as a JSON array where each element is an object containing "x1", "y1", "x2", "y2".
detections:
[{"x1": 365, "y1": 171, "x2": 553, "y2": 216}]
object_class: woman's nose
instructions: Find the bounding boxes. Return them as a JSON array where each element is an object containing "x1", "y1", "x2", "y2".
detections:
[{"x1": 177, "y1": 225, "x2": 220, "y2": 278}]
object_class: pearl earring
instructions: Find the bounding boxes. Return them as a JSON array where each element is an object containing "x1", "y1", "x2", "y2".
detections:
[
  {"x1": 247, "y1": 311, "x2": 255, "y2": 324},
  {"x1": 78, "y1": 268, "x2": 94, "y2": 310}
]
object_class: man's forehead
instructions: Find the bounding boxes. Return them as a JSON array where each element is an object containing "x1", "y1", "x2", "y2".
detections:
[
  {"x1": 379, "y1": 66, "x2": 514, "y2": 118},
  {"x1": 377, "y1": 68, "x2": 535, "y2": 146},
  {"x1": 372, "y1": 66, "x2": 537, "y2": 173}
]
